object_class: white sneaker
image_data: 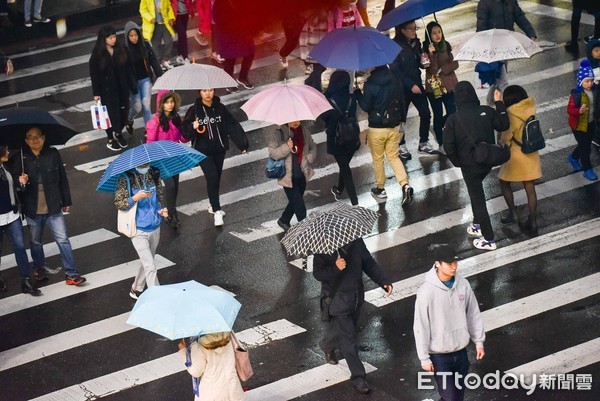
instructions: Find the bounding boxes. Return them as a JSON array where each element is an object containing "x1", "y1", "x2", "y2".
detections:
[
  {"x1": 473, "y1": 238, "x2": 497, "y2": 251},
  {"x1": 467, "y1": 224, "x2": 482, "y2": 238},
  {"x1": 214, "y1": 210, "x2": 225, "y2": 226},
  {"x1": 208, "y1": 205, "x2": 225, "y2": 216},
  {"x1": 418, "y1": 141, "x2": 436, "y2": 154}
]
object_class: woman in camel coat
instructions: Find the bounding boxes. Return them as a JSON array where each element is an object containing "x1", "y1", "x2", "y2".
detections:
[
  {"x1": 498, "y1": 85, "x2": 542, "y2": 234},
  {"x1": 178, "y1": 332, "x2": 245, "y2": 401}
]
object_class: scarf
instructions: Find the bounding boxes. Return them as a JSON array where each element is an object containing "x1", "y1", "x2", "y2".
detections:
[{"x1": 291, "y1": 126, "x2": 304, "y2": 162}]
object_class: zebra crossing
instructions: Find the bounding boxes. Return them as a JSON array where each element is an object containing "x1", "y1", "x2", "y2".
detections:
[{"x1": 0, "y1": 0, "x2": 598, "y2": 400}]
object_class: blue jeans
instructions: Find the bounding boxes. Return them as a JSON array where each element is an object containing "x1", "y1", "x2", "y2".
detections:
[
  {"x1": 24, "y1": 0, "x2": 42, "y2": 20},
  {"x1": 430, "y1": 348, "x2": 470, "y2": 401},
  {"x1": 0, "y1": 217, "x2": 31, "y2": 279},
  {"x1": 26, "y1": 213, "x2": 80, "y2": 276},
  {"x1": 128, "y1": 77, "x2": 152, "y2": 125}
]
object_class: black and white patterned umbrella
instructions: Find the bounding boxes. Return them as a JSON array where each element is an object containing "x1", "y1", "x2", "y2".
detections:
[{"x1": 280, "y1": 202, "x2": 379, "y2": 256}]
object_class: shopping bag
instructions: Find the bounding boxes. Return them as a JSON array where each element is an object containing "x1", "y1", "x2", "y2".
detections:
[
  {"x1": 117, "y1": 202, "x2": 137, "y2": 238},
  {"x1": 91, "y1": 101, "x2": 112, "y2": 130}
]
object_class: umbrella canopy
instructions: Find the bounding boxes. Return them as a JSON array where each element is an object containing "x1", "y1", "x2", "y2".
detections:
[
  {"x1": 309, "y1": 26, "x2": 402, "y2": 71},
  {"x1": 377, "y1": 0, "x2": 470, "y2": 31},
  {"x1": 153, "y1": 63, "x2": 238, "y2": 90},
  {"x1": 126, "y1": 280, "x2": 241, "y2": 340},
  {"x1": 96, "y1": 140, "x2": 205, "y2": 192},
  {"x1": 0, "y1": 107, "x2": 79, "y2": 147},
  {"x1": 280, "y1": 202, "x2": 379, "y2": 256},
  {"x1": 454, "y1": 29, "x2": 543, "y2": 63},
  {"x1": 240, "y1": 82, "x2": 332, "y2": 125}
]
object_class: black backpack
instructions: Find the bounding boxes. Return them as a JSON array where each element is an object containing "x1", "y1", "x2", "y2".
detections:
[
  {"x1": 375, "y1": 75, "x2": 404, "y2": 127},
  {"x1": 512, "y1": 115, "x2": 545, "y2": 154},
  {"x1": 330, "y1": 97, "x2": 360, "y2": 149}
]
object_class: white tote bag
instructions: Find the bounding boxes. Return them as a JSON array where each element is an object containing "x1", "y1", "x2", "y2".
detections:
[
  {"x1": 91, "y1": 101, "x2": 112, "y2": 130},
  {"x1": 117, "y1": 202, "x2": 137, "y2": 238}
]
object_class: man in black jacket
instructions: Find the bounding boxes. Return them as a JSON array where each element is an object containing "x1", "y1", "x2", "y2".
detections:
[
  {"x1": 443, "y1": 82, "x2": 510, "y2": 251},
  {"x1": 476, "y1": 0, "x2": 537, "y2": 105},
  {"x1": 313, "y1": 238, "x2": 393, "y2": 394},
  {"x1": 355, "y1": 65, "x2": 414, "y2": 205},
  {"x1": 16, "y1": 128, "x2": 86, "y2": 286}
]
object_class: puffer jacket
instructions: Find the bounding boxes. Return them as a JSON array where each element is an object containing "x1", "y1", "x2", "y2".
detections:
[
  {"x1": 268, "y1": 126, "x2": 317, "y2": 188},
  {"x1": 443, "y1": 81, "x2": 510, "y2": 167},
  {"x1": 391, "y1": 34, "x2": 425, "y2": 92},
  {"x1": 355, "y1": 66, "x2": 406, "y2": 128},
  {"x1": 476, "y1": 0, "x2": 536, "y2": 38}
]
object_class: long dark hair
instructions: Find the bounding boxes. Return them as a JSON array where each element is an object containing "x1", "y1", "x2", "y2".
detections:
[
  {"x1": 158, "y1": 92, "x2": 182, "y2": 132},
  {"x1": 91, "y1": 25, "x2": 128, "y2": 70},
  {"x1": 503, "y1": 85, "x2": 528, "y2": 108},
  {"x1": 423, "y1": 21, "x2": 452, "y2": 53}
]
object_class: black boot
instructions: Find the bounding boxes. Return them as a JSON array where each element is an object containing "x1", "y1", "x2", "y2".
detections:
[
  {"x1": 501, "y1": 208, "x2": 518, "y2": 224},
  {"x1": 520, "y1": 215, "x2": 538, "y2": 235},
  {"x1": 21, "y1": 278, "x2": 42, "y2": 296}
]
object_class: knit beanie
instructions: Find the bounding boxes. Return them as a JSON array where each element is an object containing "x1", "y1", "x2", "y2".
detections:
[{"x1": 577, "y1": 59, "x2": 594, "y2": 88}]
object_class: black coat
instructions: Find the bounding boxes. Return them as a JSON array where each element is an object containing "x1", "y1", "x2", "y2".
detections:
[
  {"x1": 181, "y1": 96, "x2": 248, "y2": 155},
  {"x1": 313, "y1": 238, "x2": 391, "y2": 316},
  {"x1": 355, "y1": 66, "x2": 406, "y2": 128},
  {"x1": 476, "y1": 0, "x2": 536, "y2": 38},
  {"x1": 391, "y1": 35, "x2": 425, "y2": 92},
  {"x1": 12, "y1": 146, "x2": 72, "y2": 217},
  {"x1": 443, "y1": 81, "x2": 510, "y2": 168},
  {"x1": 322, "y1": 70, "x2": 359, "y2": 155}
]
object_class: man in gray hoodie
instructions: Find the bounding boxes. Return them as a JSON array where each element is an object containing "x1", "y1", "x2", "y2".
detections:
[{"x1": 413, "y1": 244, "x2": 485, "y2": 401}]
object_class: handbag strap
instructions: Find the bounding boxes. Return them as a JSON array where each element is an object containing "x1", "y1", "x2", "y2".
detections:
[{"x1": 230, "y1": 331, "x2": 243, "y2": 350}]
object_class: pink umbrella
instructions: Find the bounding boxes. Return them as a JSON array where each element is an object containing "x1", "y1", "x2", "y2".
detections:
[{"x1": 240, "y1": 81, "x2": 332, "y2": 126}]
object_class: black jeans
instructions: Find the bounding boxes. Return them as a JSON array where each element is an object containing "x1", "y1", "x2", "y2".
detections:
[
  {"x1": 572, "y1": 126, "x2": 594, "y2": 170},
  {"x1": 320, "y1": 306, "x2": 366, "y2": 382},
  {"x1": 223, "y1": 53, "x2": 254, "y2": 82},
  {"x1": 164, "y1": 174, "x2": 179, "y2": 218},
  {"x1": 400, "y1": 89, "x2": 431, "y2": 144},
  {"x1": 281, "y1": 175, "x2": 307, "y2": 224},
  {"x1": 430, "y1": 348, "x2": 470, "y2": 401},
  {"x1": 105, "y1": 103, "x2": 128, "y2": 140},
  {"x1": 199, "y1": 152, "x2": 226, "y2": 211},
  {"x1": 427, "y1": 91, "x2": 456, "y2": 146},
  {"x1": 175, "y1": 13, "x2": 189, "y2": 58},
  {"x1": 334, "y1": 149, "x2": 358, "y2": 206},
  {"x1": 280, "y1": 14, "x2": 305, "y2": 58},
  {"x1": 461, "y1": 165, "x2": 493, "y2": 241}
]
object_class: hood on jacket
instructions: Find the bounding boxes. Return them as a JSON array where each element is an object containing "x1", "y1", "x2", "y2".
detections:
[
  {"x1": 586, "y1": 38, "x2": 600, "y2": 69},
  {"x1": 508, "y1": 97, "x2": 536, "y2": 122},
  {"x1": 199, "y1": 331, "x2": 231, "y2": 350},
  {"x1": 368, "y1": 65, "x2": 394, "y2": 86},
  {"x1": 454, "y1": 81, "x2": 480, "y2": 110},
  {"x1": 156, "y1": 90, "x2": 181, "y2": 114},
  {"x1": 325, "y1": 70, "x2": 351, "y2": 109},
  {"x1": 424, "y1": 266, "x2": 454, "y2": 291},
  {"x1": 123, "y1": 21, "x2": 142, "y2": 48}
]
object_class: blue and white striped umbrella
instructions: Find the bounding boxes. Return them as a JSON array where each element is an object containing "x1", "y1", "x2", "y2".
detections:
[{"x1": 96, "y1": 141, "x2": 205, "y2": 192}]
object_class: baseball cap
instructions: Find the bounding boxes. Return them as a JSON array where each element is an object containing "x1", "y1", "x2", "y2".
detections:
[{"x1": 433, "y1": 244, "x2": 459, "y2": 263}]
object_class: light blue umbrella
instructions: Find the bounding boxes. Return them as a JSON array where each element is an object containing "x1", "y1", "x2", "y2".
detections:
[
  {"x1": 96, "y1": 141, "x2": 205, "y2": 192},
  {"x1": 126, "y1": 280, "x2": 241, "y2": 340},
  {"x1": 309, "y1": 26, "x2": 401, "y2": 71}
]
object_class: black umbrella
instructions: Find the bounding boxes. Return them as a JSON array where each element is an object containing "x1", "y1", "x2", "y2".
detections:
[{"x1": 0, "y1": 107, "x2": 79, "y2": 147}]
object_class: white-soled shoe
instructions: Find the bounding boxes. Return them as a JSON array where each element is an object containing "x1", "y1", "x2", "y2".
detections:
[
  {"x1": 467, "y1": 224, "x2": 482, "y2": 238},
  {"x1": 214, "y1": 210, "x2": 225, "y2": 226},
  {"x1": 473, "y1": 238, "x2": 497, "y2": 251}
]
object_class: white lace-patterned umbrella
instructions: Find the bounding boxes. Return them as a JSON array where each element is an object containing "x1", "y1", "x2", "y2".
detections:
[
  {"x1": 281, "y1": 202, "x2": 379, "y2": 257},
  {"x1": 454, "y1": 29, "x2": 542, "y2": 63},
  {"x1": 152, "y1": 63, "x2": 237, "y2": 90}
]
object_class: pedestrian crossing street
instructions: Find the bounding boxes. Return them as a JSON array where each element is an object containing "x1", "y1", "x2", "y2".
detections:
[{"x1": 1, "y1": 1, "x2": 599, "y2": 400}]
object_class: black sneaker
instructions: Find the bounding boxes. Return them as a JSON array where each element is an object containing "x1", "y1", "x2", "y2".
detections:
[
  {"x1": 352, "y1": 378, "x2": 370, "y2": 394},
  {"x1": 130, "y1": 288, "x2": 143, "y2": 300},
  {"x1": 371, "y1": 187, "x2": 387, "y2": 198},
  {"x1": 125, "y1": 121, "x2": 134, "y2": 135},
  {"x1": 21, "y1": 278, "x2": 41, "y2": 296},
  {"x1": 33, "y1": 17, "x2": 51, "y2": 23},
  {"x1": 107, "y1": 140, "x2": 121, "y2": 152},
  {"x1": 226, "y1": 86, "x2": 239, "y2": 94},
  {"x1": 331, "y1": 186, "x2": 342, "y2": 200},
  {"x1": 277, "y1": 219, "x2": 291, "y2": 232},
  {"x1": 401, "y1": 184, "x2": 414, "y2": 206},
  {"x1": 236, "y1": 78, "x2": 255, "y2": 90},
  {"x1": 114, "y1": 133, "x2": 128, "y2": 149}
]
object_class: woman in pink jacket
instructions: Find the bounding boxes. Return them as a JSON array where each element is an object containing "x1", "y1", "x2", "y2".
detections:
[{"x1": 146, "y1": 90, "x2": 188, "y2": 228}]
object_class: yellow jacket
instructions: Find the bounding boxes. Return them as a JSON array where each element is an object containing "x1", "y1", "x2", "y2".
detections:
[{"x1": 139, "y1": 0, "x2": 175, "y2": 41}]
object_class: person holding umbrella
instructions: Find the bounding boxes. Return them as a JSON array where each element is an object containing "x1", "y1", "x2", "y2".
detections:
[
  {"x1": 0, "y1": 146, "x2": 41, "y2": 296},
  {"x1": 313, "y1": 237, "x2": 393, "y2": 394},
  {"x1": 146, "y1": 90, "x2": 188, "y2": 229},
  {"x1": 16, "y1": 128, "x2": 87, "y2": 286},
  {"x1": 268, "y1": 121, "x2": 317, "y2": 232},
  {"x1": 181, "y1": 89, "x2": 248, "y2": 227},
  {"x1": 177, "y1": 332, "x2": 245, "y2": 401},
  {"x1": 89, "y1": 25, "x2": 138, "y2": 152},
  {"x1": 114, "y1": 163, "x2": 168, "y2": 299}
]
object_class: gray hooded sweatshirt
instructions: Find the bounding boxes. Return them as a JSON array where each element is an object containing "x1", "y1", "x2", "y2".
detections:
[{"x1": 413, "y1": 267, "x2": 485, "y2": 366}]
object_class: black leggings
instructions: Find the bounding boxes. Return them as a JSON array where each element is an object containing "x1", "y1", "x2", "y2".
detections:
[
  {"x1": 199, "y1": 152, "x2": 226, "y2": 211},
  {"x1": 281, "y1": 175, "x2": 307, "y2": 225},
  {"x1": 571, "y1": 127, "x2": 594, "y2": 170},
  {"x1": 280, "y1": 15, "x2": 305, "y2": 58},
  {"x1": 164, "y1": 174, "x2": 180, "y2": 218},
  {"x1": 334, "y1": 149, "x2": 358, "y2": 206}
]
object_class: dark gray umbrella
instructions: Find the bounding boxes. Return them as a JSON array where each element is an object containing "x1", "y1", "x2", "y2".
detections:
[{"x1": 0, "y1": 107, "x2": 79, "y2": 147}]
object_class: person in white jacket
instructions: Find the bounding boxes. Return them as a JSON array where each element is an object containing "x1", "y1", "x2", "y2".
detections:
[{"x1": 413, "y1": 244, "x2": 485, "y2": 401}]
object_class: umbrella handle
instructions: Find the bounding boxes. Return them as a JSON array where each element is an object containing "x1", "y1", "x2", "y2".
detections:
[{"x1": 194, "y1": 118, "x2": 206, "y2": 134}]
